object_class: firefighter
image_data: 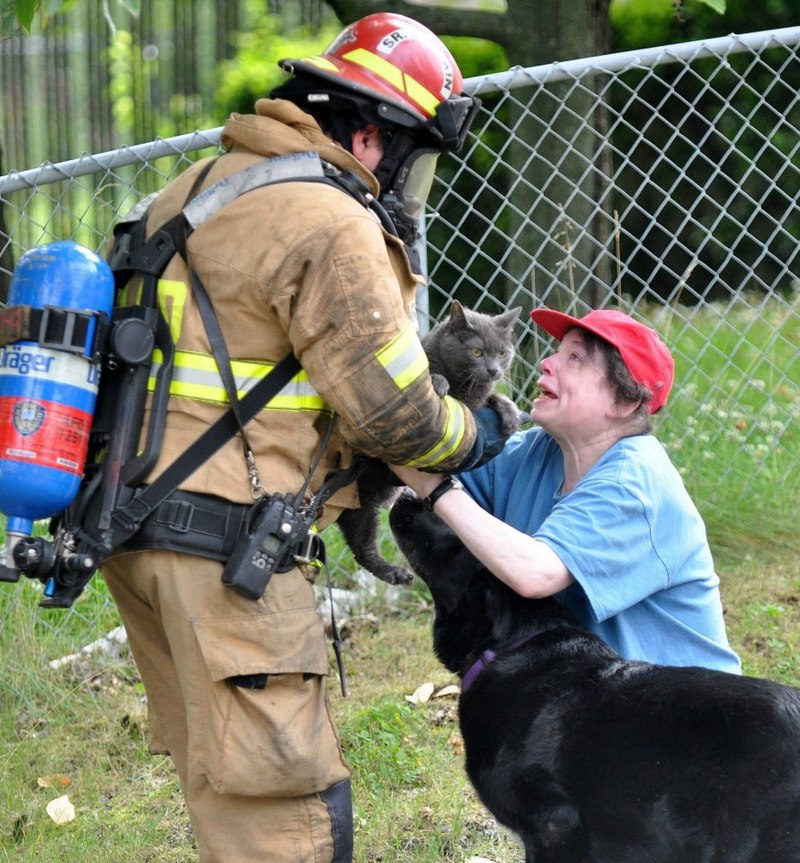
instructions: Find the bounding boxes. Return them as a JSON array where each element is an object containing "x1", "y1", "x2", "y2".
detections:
[{"x1": 101, "y1": 12, "x2": 510, "y2": 863}]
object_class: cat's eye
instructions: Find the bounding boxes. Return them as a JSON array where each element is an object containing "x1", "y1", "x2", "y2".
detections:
[{"x1": 471, "y1": 348, "x2": 483, "y2": 357}]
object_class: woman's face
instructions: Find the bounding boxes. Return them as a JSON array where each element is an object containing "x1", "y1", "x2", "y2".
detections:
[{"x1": 532, "y1": 328, "x2": 620, "y2": 440}]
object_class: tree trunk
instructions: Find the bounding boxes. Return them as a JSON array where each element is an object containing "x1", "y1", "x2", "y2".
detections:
[{"x1": 502, "y1": 0, "x2": 612, "y2": 314}]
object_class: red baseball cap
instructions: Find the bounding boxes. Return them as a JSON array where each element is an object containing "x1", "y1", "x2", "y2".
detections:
[{"x1": 530, "y1": 307, "x2": 675, "y2": 413}]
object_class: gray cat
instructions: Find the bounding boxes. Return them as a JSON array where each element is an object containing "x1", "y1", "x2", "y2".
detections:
[{"x1": 336, "y1": 301, "x2": 523, "y2": 585}]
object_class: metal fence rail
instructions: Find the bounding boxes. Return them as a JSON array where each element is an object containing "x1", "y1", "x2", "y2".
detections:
[{"x1": 1, "y1": 27, "x2": 799, "y2": 625}]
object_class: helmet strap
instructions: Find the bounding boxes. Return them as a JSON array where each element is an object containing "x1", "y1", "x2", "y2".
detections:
[{"x1": 373, "y1": 128, "x2": 422, "y2": 190}]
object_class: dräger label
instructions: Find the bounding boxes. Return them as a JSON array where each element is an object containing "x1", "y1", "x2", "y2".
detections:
[
  {"x1": 0, "y1": 345, "x2": 55, "y2": 375},
  {"x1": 0, "y1": 344, "x2": 100, "y2": 390}
]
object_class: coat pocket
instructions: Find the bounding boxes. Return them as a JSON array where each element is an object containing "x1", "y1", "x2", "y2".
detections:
[{"x1": 192, "y1": 608, "x2": 350, "y2": 797}]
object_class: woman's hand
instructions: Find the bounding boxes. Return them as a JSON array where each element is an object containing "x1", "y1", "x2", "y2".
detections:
[{"x1": 389, "y1": 464, "x2": 444, "y2": 499}]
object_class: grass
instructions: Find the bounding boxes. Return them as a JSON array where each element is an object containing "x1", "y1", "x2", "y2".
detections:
[
  {"x1": 2, "y1": 541, "x2": 799, "y2": 863},
  {"x1": 655, "y1": 294, "x2": 800, "y2": 554},
  {"x1": 2, "y1": 522, "x2": 800, "y2": 863},
  {"x1": 1, "y1": 295, "x2": 799, "y2": 860},
  {"x1": 0, "y1": 578, "x2": 523, "y2": 863}
]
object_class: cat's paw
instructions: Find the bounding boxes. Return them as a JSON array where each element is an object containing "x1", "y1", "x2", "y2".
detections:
[
  {"x1": 371, "y1": 565, "x2": 415, "y2": 586},
  {"x1": 486, "y1": 392, "x2": 524, "y2": 436},
  {"x1": 430, "y1": 372, "x2": 450, "y2": 398}
]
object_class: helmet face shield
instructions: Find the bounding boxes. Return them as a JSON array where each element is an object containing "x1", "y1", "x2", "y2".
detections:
[
  {"x1": 379, "y1": 148, "x2": 439, "y2": 273},
  {"x1": 395, "y1": 149, "x2": 438, "y2": 221}
]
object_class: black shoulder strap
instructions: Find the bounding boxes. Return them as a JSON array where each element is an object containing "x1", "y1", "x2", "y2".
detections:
[
  {"x1": 102, "y1": 156, "x2": 302, "y2": 543},
  {"x1": 173, "y1": 196, "x2": 262, "y2": 489},
  {"x1": 108, "y1": 352, "x2": 301, "y2": 543}
]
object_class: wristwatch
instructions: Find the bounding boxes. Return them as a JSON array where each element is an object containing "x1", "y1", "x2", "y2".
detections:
[{"x1": 423, "y1": 475, "x2": 464, "y2": 511}]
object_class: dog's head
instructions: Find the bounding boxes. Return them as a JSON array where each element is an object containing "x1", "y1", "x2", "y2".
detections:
[
  {"x1": 389, "y1": 490, "x2": 497, "y2": 674},
  {"x1": 389, "y1": 490, "x2": 479, "y2": 609},
  {"x1": 389, "y1": 490, "x2": 576, "y2": 677}
]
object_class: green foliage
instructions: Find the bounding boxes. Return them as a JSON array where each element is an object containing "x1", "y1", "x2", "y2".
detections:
[
  {"x1": 610, "y1": 0, "x2": 682, "y2": 49},
  {"x1": 441, "y1": 35, "x2": 508, "y2": 78},
  {"x1": 0, "y1": 0, "x2": 32, "y2": 34},
  {"x1": 655, "y1": 298, "x2": 800, "y2": 554},
  {"x1": 611, "y1": 0, "x2": 795, "y2": 50},
  {"x1": 607, "y1": 0, "x2": 670, "y2": 48},
  {"x1": 0, "y1": 0, "x2": 141, "y2": 37},
  {"x1": 107, "y1": 30, "x2": 136, "y2": 141},
  {"x1": 213, "y1": 15, "x2": 338, "y2": 122}
]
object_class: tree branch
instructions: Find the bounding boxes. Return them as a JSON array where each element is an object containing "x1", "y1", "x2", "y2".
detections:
[{"x1": 324, "y1": 1, "x2": 507, "y2": 47}]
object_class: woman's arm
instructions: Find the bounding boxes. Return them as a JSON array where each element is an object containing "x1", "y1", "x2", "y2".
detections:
[{"x1": 390, "y1": 465, "x2": 574, "y2": 599}]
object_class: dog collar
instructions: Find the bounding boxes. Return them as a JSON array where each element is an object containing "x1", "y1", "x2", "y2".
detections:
[
  {"x1": 461, "y1": 633, "x2": 542, "y2": 693},
  {"x1": 461, "y1": 648, "x2": 497, "y2": 693}
]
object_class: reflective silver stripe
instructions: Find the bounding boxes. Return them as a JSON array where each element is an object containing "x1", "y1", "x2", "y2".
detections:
[
  {"x1": 183, "y1": 152, "x2": 326, "y2": 230},
  {"x1": 149, "y1": 350, "x2": 329, "y2": 412},
  {"x1": 376, "y1": 322, "x2": 429, "y2": 391}
]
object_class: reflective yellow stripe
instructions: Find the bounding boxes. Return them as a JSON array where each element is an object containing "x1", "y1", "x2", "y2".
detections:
[
  {"x1": 148, "y1": 349, "x2": 330, "y2": 413},
  {"x1": 376, "y1": 323, "x2": 428, "y2": 390},
  {"x1": 403, "y1": 75, "x2": 440, "y2": 116},
  {"x1": 344, "y1": 47, "x2": 404, "y2": 90},
  {"x1": 406, "y1": 395, "x2": 468, "y2": 468},
  {"x1": 120, "y1": 280, "x2": 143, "y2": 307},
  {"x1": 157, "y1": 279, "x2": 188, "y2": 343},
  {"x1": 304, "y1": 56, "x2": 341, "y2": 74},
  {"x1": 342, "y1": 48, "x2": 440, "y2": 116}
]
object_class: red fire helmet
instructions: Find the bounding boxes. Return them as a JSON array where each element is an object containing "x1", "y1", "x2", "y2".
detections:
[{"x1": 280, "y1": 12, "x2": 469, "y2": 130}]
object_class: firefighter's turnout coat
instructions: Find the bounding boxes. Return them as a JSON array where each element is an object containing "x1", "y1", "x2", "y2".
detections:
[{"x1": 129, "y1": 97, "x2": 477, "y2": 524}]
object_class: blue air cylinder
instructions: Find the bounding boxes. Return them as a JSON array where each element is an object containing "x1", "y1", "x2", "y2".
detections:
[{"x1": 0, "y1": 241, "x2": 114, "y2": 540}]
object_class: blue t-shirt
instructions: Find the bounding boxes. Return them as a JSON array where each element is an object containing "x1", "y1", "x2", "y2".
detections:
[{"x1": 460, "y1": 428, "x2": 741, "y2": 674}]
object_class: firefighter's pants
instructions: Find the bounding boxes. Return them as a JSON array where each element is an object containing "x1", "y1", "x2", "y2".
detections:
[{"x1": 103, "y1": 550, "x2": 353, "y2": 863}]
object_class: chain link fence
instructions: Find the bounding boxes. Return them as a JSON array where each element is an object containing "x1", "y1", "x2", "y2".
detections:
[{"x1": 1, "y1": 26, "x2": 799, "y2": 637}]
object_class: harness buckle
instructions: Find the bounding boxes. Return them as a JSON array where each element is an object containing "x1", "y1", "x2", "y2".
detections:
[
  {"x1": 294, "y1": 531, "x2": 323, "y2": 566},
  {"x1": 38, "y1": 305, "x2": 100, "y2": 356},
  {"x1": 159, "y1": 499, "x2": 194, "y2": 533}
]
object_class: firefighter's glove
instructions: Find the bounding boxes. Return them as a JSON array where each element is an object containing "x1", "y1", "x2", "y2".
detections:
[{"x1": 455, "y1": 405, "x2": 511, "y2": 472}]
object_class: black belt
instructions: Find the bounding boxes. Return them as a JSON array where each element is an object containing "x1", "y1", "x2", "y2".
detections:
[{"x1": 122, "y1": 489, "x2": 250, "y2": 562}]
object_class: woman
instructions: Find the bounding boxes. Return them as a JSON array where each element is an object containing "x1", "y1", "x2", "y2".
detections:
[{"x1": 392, "y1": 307, "x2": 741, "y2": 674}]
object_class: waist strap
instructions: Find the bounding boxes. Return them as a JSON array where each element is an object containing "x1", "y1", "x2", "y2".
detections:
[{"x1": 123, "y1": 489, "x2": 250, "y2": 562}]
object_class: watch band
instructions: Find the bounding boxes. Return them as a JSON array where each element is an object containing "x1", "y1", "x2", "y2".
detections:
[{"x1": 423, "y1": 475, "x2": 464, "y2": 511}]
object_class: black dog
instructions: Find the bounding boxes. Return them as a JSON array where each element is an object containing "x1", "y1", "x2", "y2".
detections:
[{"x1": 389, "y1": 490, "x2": 800, "y2": 863}]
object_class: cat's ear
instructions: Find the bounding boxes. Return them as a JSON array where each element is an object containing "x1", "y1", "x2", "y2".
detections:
[
  {"x1": 448, "y1": 301, "x2": 471, "y2": 329},
  {"x1": 497, "y1": 306, "x2": 522, "y2": 330}
]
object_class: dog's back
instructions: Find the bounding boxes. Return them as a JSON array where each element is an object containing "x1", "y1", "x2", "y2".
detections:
[{"x1": 389, "y1": 490, "x2": 800, "y2": 863}]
